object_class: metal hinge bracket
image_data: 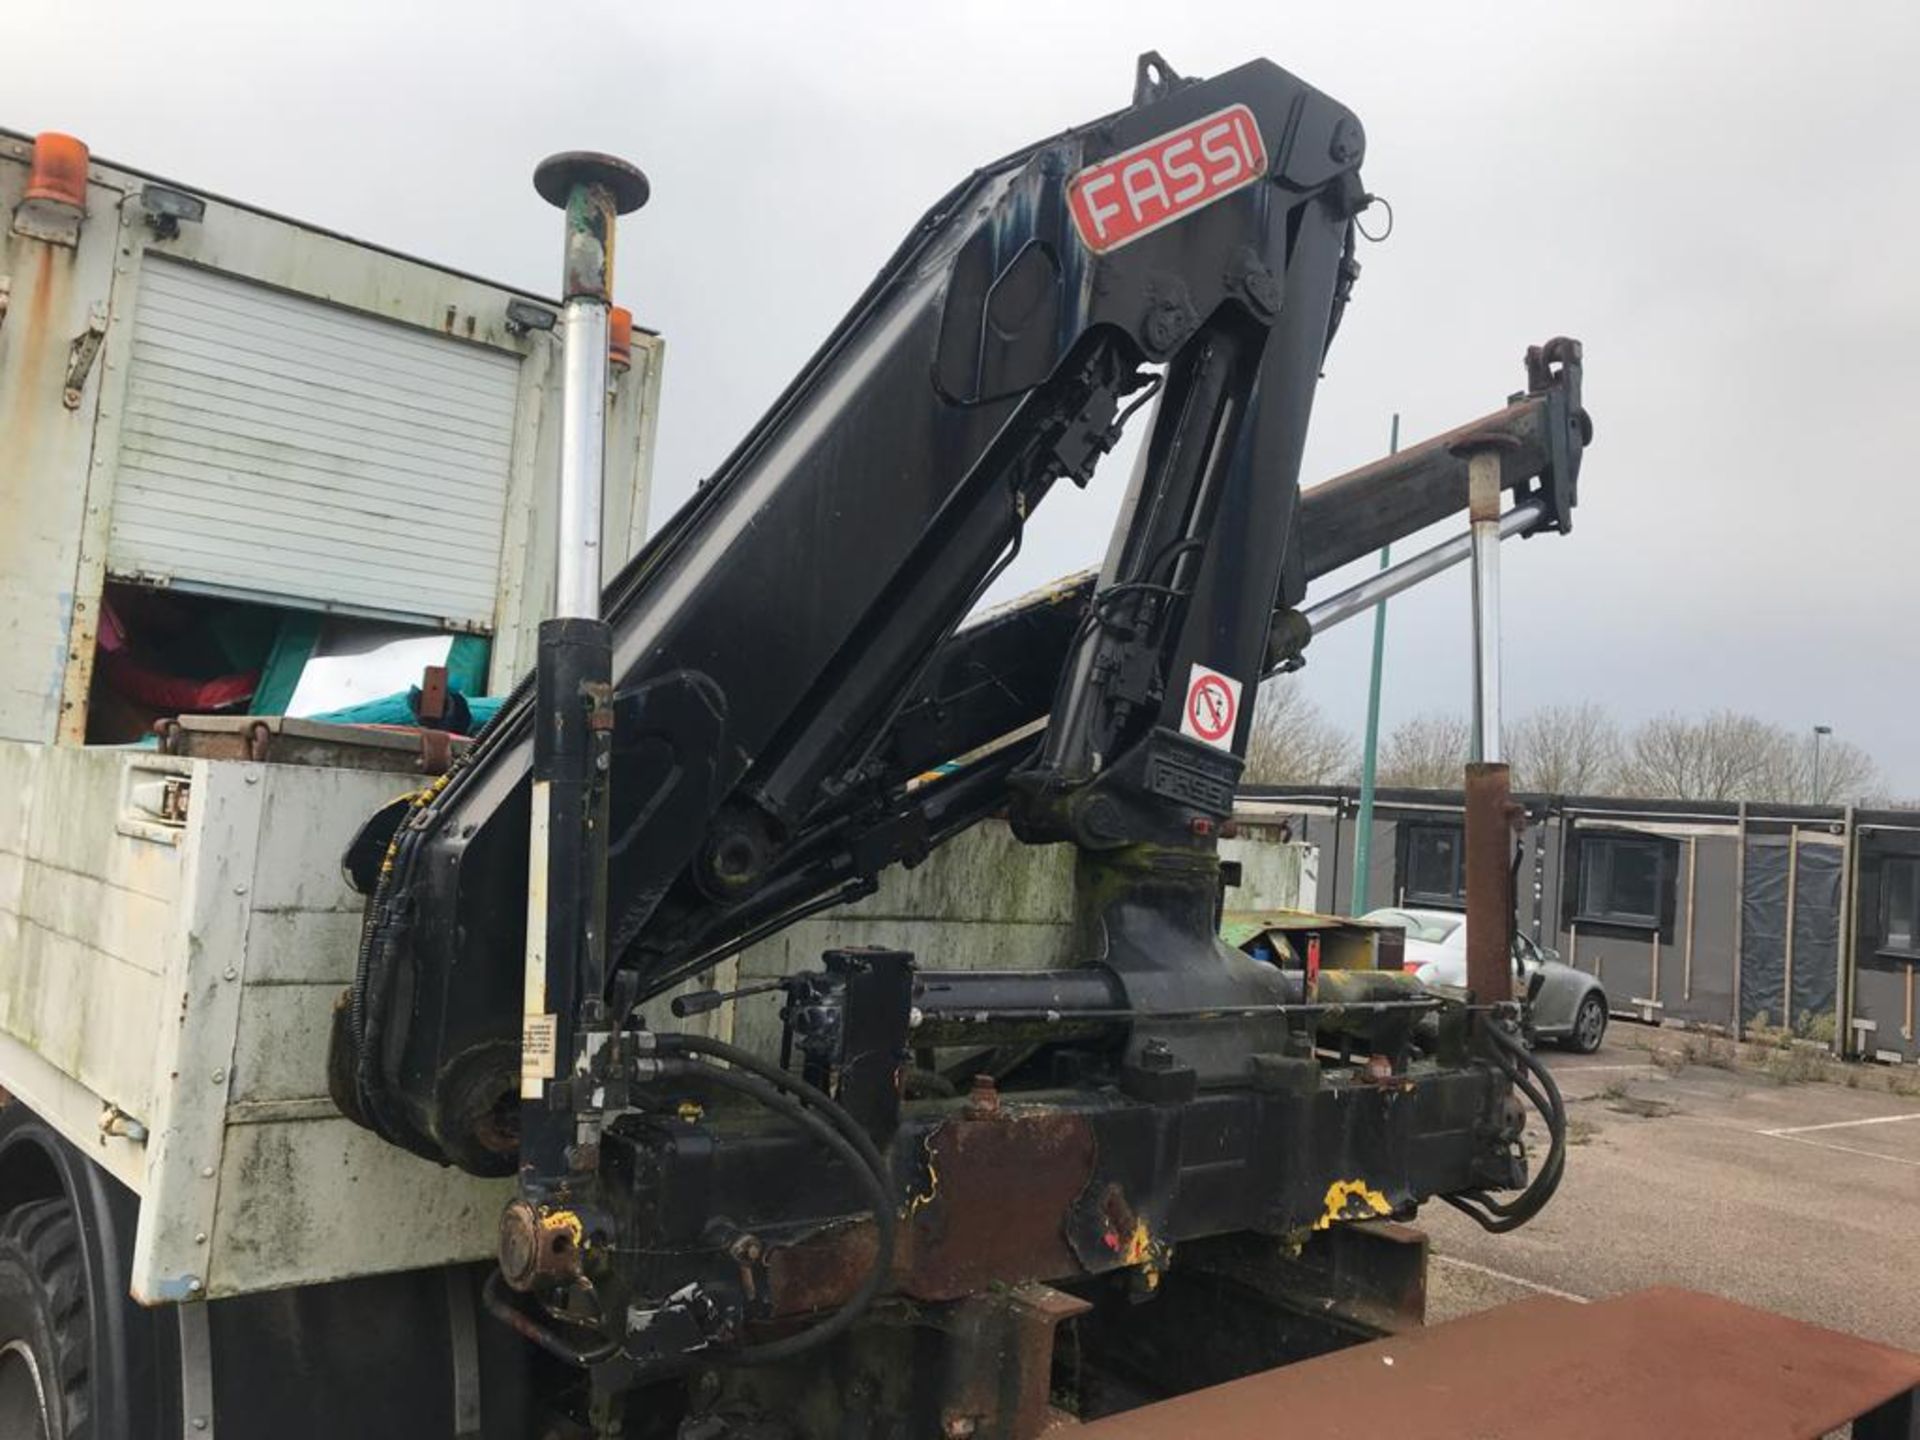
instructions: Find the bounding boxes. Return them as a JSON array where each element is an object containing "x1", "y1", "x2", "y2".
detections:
[{"x1": 64, "y1": 302, "x2": 108, "y2": 408}]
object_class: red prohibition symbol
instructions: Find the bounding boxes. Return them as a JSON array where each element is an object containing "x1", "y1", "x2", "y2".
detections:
[{"x1": 1187, "y1": 673, "x2": 1235, "y2": 743}]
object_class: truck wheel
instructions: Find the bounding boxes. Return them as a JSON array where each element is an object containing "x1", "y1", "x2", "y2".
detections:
[{"x1": 0, "y1": 1199, "x2": 90, "y2": 1440}]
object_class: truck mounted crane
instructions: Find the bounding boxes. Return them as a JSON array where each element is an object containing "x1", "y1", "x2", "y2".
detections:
[
  {"x1": 330, "y1": 51, "x2": 1585, "y2": 1437},
  {"x1": 8, "y1": 52, "x2": 1920, "y2": 1437}
]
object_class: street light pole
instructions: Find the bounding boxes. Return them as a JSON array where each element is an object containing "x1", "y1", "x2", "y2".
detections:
[
  {"x1": 1812, "y1": 724, "x2": 1832, "y2": 804},
  {"x1": 1350, "y1": 412, "x2": 1398, "y2": 916}
]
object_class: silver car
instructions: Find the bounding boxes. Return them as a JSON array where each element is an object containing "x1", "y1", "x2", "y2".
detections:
[{"x1": 1359, "y1": 907, "x2": 1609, "y2": 1053}]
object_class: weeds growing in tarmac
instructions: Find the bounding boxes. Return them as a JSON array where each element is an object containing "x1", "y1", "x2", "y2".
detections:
[
  {"x1": 1665, "y1": 1033, "x2": 1739, "y2": 1071},
  {"x1": 1649, "y1": 1022, "x2": 1920, "y2": 1093},
  {"x1": 1762, "y1": 1047, "x2": 1828, "y2": 1086}
]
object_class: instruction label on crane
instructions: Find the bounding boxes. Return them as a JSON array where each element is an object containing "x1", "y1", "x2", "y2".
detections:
[
  {"x1": 1068, "y1": 104, "x2": 1268, "y2": 255},
  {"x1": 1181, "y1": 663, "x2": 1242, "y2": 750}
]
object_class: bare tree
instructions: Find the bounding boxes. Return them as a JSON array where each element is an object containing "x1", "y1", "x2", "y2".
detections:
[
  {"x1": 1240, "y1": 680, "x2": 1355, "y2": 785},
  {"x1": 1375, "y1": 711, "x2": 1472, "y2": 789},
  {"x1": 1615, "y1": 710, "x2": 1774, "y2": 801},
  {"x1": 1819, "y1": 740, "x2": 1883, "y2": 805},
  {"x1": 1613, "y1": 711, "x2": 1885, "y2": 803},
  {"x1": 1506, "y1": 702, "x2": 1620, "y2": 794},
  {"x1": 1752, "y1": 730, "x2": 1882, "y2": 805}
]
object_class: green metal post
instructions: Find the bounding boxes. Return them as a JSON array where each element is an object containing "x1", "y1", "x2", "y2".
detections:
[{"x1": 1350, "y1": 413, "x2": 1398, "y2": 915}]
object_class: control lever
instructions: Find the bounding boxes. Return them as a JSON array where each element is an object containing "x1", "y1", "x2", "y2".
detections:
[{"x1": 669, "y1": 977, "x2": 792, "y2": 1019}]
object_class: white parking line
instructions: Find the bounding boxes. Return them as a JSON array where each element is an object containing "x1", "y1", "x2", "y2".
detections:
[
  {"x1": 1761, "y1": 1133, "x2": 1920, "y2": 1169},
  {"x1": 1429, "y1": 1254, "x2": 1590, "y2": 1304},
  {"x1": 1762, "y1": 1112, "x2": 1920, "y2": 1137},
  {"x1": 1552, "y1": 1063, "x2": 1655, "y2": 1075}
]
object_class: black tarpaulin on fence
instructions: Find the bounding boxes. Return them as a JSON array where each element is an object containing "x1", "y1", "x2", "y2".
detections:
[{"x1": 1740, "y1": 837, "x2": 1840, "y2": 1032}]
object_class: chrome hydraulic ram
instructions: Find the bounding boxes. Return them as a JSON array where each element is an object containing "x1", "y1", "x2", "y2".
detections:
[
  {"x1": 1287, "y1": 500, "x2": 1545, "y2": 650},
  {"x1": 520, "y1": 151, "x2": 648, "y2": 1187},
  {"x1": 1458, "y1": 434, "x2": 1520, "y2": 1017}
]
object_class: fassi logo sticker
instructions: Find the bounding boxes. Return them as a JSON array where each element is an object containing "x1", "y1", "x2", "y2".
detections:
[{"x1": 1068, "y1": 105, "x2": 1268, "y2": 255}]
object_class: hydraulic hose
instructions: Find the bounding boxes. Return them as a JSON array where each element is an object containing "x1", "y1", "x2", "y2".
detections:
[
  {"x1": 1443, "y1": 1023, "x2": 1568, "y2": 1233},
  {"x1": 654, "y1": 1033, "x2": 889, "y2": 1182},
  {"x1": 481, "y1": 1269, "x2": 621, "y2": 1368},
  {"x1": 660, "y1": 1057, "x2": 895, "y2": 1367}
]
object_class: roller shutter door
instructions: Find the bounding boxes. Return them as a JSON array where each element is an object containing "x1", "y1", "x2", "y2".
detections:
[{"x1": 107, "y1": 257, "x2": 519, "y2": 629}]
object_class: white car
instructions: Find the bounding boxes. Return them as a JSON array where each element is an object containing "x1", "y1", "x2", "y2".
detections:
[{"x1": 1360, "y1": 907, "x2": 1609, "y2": 1053}]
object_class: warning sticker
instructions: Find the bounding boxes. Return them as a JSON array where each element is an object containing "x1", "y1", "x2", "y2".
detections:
[
  {"x1": 1180, "y1": 663, "x2": 1242, "y2": 751},
  {"x1": 520, "y1": 1014, "x2": 557, "y2": 1100}
]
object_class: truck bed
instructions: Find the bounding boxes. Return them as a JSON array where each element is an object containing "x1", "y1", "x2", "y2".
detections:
[{"x1": 0, "y1": 740, "x2": 510, "y2": 1300}]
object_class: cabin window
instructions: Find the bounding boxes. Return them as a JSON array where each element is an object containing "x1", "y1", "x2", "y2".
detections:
[
  {"x1": 1577, "y1": 835, "x2": 1666, "y2": 928},
  {"x1": 1882, "y1": 856, "x2": 1920, "y2": 956},
  {"x1": 1402, "y1": 822, "x2": 1467, "y2": 909}
]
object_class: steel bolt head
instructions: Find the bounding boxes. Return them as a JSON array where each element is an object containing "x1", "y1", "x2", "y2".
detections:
[
  {"x1": 498, "y1": 1200, "x2": 542, "y2": 1290},
  {"x1": 964, "y1": 1073, "x2": 1001, "y2": 1118},
  {"x1": 1329, "y1": 117, "x2": 1364, "y2": 165}
]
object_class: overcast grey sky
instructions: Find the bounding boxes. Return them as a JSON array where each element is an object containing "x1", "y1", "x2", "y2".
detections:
[{"x1": 10, "y1": 2, "x2": 1917, "y2": 791}]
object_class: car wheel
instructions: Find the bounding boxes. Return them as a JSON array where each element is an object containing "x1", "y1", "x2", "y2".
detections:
[
  {"x1": 1567, "y1": 992, "x2": 1608, "y2": 1054},
  {"x1": 0, "y1": 1200, "x2": 91, "y2": 1440}
]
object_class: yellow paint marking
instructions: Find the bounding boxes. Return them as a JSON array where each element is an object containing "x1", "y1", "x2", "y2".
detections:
[
  {"x1": 1314, "y1": 1178, "x2": 1390, "y2": 1231},
  {"x1": 542, "y1": 1207, "x2": 585, "y2": 1250},
  {"x1": 1120, "y1": 1218, "x2": 1168, "y2": 1288},
  {"x1": 901, "y1": 1137, "x2": 941, "y2": 1217}
]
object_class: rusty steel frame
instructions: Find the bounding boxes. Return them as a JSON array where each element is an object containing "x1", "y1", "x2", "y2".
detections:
[
  {"x1": 1464, "y1": 764, "x2": 1519, "y2": 1010},
  {"x1": 1070, "y1": 1287, "x2": 1920, "y2": 1438}
]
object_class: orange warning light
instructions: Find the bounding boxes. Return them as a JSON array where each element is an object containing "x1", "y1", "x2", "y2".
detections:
[
  {"x1": 24, "y1": 133, "x2": 89, "y2": 211},
  {"x1": 609, "y1": 306, "x2": 633, "y2": 372}
]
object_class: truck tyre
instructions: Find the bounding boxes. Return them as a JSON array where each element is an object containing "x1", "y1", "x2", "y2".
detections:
[{"x1": 0, "y1": 1199, "x2": 90, "y2": 1440}]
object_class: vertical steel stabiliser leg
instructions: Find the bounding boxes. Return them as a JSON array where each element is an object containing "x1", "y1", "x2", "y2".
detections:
[
  {"x1": 497, "y1": 148, "x2": 650, "y2": 1437},
  {"x1": 516, "y1": 151, "x2": 648, "y2": 1193},
  {"x1": 1455, "y1": 434, "x2": 1523, "y2": 1024}
]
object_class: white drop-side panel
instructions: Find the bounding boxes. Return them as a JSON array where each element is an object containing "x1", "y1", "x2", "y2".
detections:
[{"x1": 107, "y1": 257, "x2": 520, "y2": 628}]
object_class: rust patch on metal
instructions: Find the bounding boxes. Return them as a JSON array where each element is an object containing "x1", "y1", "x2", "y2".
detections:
[
  {"x1": 898, "y1": 1108, "x2": 1095, "y2": 1302},
  {"x1": 1463, "y1": 762, "x2": 1519, "y2": 1009},
  {"x1": 498, "y1": 1199, "x2": 586, "y2": 1292},
  {"x1": 1071, "y1": 1288, "x2": 1920, "y2": 1439},
  {"x1": 937, "y1": 1284, "x2": 1094, "y2": 1440},
  {"x1": 763, "y1": 1217, "x2": 879, "y2": 1317}
]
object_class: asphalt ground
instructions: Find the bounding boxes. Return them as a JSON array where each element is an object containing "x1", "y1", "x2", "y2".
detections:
[{"x1": 1421, "y1": 1037, "x2": 1920, "y2": 1351}]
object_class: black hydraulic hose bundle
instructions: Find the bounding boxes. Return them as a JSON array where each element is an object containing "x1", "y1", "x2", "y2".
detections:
[
  {"x1": 650, "y1": 1034, "x2": 897, "y2": 1367},
  {"x1": 484, "y1": 1032, "x2": 898, "y2": 1373},
  {"x1": 1443, "y1": 1023, "x2": 1568, "y2": 1234}
]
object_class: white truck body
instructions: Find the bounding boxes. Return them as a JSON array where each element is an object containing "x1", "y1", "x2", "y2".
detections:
[
  {"x1": 0, "y1": 742, "x2": 511, "y2": 1301},
  {"x1": 0, "y1": 125, "x2": 664, "y2": 745},
  {"x1": 0, "y1": 129, "x2": 662, "y2": 1301}
]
